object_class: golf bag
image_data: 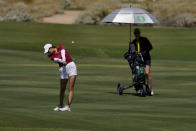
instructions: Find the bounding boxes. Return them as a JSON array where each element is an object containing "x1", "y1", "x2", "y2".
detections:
[{"x1": 117, "y1": 43, "x2": 152, "y2": 97}]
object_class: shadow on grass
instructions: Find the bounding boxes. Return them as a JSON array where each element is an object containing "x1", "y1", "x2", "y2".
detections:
[
  {"x1": 106, "y1": 92, "x2": 160, "y2": 96},
  {"x1": 106, "y1": 92, "x2": 137, "y2": 96}
]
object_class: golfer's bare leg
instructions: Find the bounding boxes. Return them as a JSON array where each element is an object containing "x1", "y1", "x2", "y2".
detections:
[
  {"x1": 145, "y1": 65, "x2": 152, "y2": 87},
  {"x1": 60, "y1": 79, "x2": 68, "y2": 105},
  {"x1": 67, "y1": 75, "x2": 76, "y2": 107}
]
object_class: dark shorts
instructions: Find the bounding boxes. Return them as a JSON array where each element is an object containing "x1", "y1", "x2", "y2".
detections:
[{"x1": 144, "y1": 59, "x2": 151, "y2": 66}]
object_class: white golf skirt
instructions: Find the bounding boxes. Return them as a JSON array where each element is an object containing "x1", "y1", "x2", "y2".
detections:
[{"x1": 59, "y1": 62, "x2": 77, "y2": 79}]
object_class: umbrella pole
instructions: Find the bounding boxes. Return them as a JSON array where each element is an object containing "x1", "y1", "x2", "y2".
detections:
[
  {"x1": 129, "y1": 24, "x2": 131, "y2": 43},
  {"x1": 129, "y1": 24, "x2": 132, "y2": 52}
]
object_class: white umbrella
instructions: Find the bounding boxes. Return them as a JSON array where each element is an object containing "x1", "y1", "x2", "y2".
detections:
[{"x1": 101, "y1": 6, "x2": 159, "y2": 42}]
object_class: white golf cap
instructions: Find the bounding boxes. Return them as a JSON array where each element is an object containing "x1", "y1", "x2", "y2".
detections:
[{"x1": 44, "y1": 43, "x2": 52, "y2": 54}]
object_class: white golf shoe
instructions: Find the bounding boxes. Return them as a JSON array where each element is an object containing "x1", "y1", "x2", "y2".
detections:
[
  {"x1": 151, "y1": 90, "x2": 154, "y2": 96},
  {"x1": 59, "y1": 106, "x2": 71, "y2": 112},
  {"x1": 53, "y1": 106, "x2": 60, "y2": 111},
  {"x1": 53, "y1": 105, "x2": 71, "y2": 112}
]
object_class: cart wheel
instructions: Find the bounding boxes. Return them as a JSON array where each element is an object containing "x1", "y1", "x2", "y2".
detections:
[
  {"x1": 141, "y1": 84, "x2": 147, "y2": 97},
  {"x1": 117, "y1": 83, "x2": 123, "y2": 95}
]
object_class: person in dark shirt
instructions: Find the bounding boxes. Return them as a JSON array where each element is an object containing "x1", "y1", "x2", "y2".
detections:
[{"x1": 131, "y1": 28, "x2": 154, "y2": 95}]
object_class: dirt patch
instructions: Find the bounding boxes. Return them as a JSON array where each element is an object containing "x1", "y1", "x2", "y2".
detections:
[{"x1": 42, "y1": 11, "x2": 84, "y2": 24}]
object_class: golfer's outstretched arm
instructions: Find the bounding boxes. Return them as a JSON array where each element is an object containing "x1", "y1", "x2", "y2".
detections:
[
  {"x1": 53, "y1": 57, "x2": 67, "y2": 65},
  {"x1": 61, "y1": 49, "x2": 66, "y2": 62},
  {"x1": 53, "y1": 58, "x2": 63, "y2": 63}
]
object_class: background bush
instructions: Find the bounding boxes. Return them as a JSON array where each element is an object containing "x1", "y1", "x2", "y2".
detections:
[
  {"x1": 0, "y1": 0, "x2": 195, "y2": 27},
  {"x1": 74, "y1": 0, "x2": 121, "y2": 24},
  {"x1": 140, "y1": 0, "x2": 196, "y2": 27},
  {"x1": 60, "y1": 0, "x2": 90, "y2": 10},
  {"x1": 0, "y1": 0, "x2": 64, "y2": 22},
  {"x1": 74, "y1": 0, "x2": 196, "y2": 27}
]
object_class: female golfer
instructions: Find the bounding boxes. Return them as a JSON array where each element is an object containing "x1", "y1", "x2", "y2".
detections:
[{"x1": 44, "y1": 43, "x2": 77, "y2": 112}]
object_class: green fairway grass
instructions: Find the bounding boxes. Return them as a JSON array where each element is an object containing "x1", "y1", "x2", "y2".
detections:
[{"x1": 0, "y1": 22, "x2": 196, "y2": 131}]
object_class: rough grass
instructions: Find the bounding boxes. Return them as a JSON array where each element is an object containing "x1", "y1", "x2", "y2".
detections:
[{"x1": 0, "y1": 22, "x2": 196, "y2": 131}]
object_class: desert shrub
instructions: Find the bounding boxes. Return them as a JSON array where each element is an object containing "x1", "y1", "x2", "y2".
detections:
[
  {"x1": 75, "y1": 0, "x2": 121, "y2": 24},
  {"x1": 0, "y1": 0, "x2": 5, "y2": 4},
  {"x1": 60, "y1": 0, "x2": 90, "y2": 10},
  {"x1": 2, "y1": 2, "x2": 31, "y2": 21},
  {"x1": 174, "y1": 13, "x2": 196, "y2": 27},
  {"x1": 6, "y1": 10, "x2": 31, "y2": 21},
  {"x1": 122, "y1": 0, "x2": 142, "y2": 2},
  {"x1": 0, "y1": 0, "x2": 64, "y2": 22},
  {"x1": 74, "y1": 3, "x2": 109, "y2": 24},
  {"x1": 60, "y1": 0, "x2": 72, "y2": 8},
  {"x1": 23, "y1": 0, "x2": 33, "y2": 3},
  {"x1": 141, "y1": 0, "x2": 196, "y2": 27},
  {"x1": 14, "y1": 2, "x2": 28, "y2": 9},
  {"x1": 0, "y1": 0, "x2": 195, "y2": 27},
  {"x1": 0, "y1": 16, "x2": 4, "y2": 21}
]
